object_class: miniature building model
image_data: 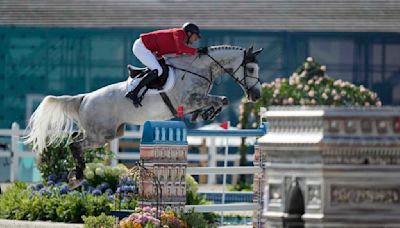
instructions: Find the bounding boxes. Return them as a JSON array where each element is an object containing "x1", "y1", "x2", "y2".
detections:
[
  {"x1": 256, "y1": 106, "x2": 400, "y2": 227},
  {"x1": 139, "y1": 121, "x2": 188, "y2": 211}
]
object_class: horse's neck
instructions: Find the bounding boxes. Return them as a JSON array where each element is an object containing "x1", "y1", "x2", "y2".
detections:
[{"x1": 167, "y1": 48, "x2": 243, "y2": 79}]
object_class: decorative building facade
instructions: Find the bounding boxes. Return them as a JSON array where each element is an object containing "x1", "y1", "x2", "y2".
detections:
[
  {"x1": 139, "y1": 121, "x2": 188, "y2": 211},
  {"x1": 257, "y1": 106, "x2": 400, "y2": 227}
]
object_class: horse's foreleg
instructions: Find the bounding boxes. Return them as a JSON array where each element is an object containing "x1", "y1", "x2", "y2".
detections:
[{"x1": 187, "y1": 94, "x2": 229, "y2": 121}]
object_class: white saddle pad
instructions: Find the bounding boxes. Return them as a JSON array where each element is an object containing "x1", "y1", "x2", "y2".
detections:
[{"x1": 126, "y1": 66, "x2": 175, "y2": 95}]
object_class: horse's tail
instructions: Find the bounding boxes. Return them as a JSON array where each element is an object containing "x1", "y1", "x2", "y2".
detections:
[{"x1": 24, "y1": 94, "x2": 85, "y2": 153}]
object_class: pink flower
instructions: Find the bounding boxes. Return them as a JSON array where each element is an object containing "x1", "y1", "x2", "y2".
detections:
[
  {"x1": 320, "y1": 65, "x2": 327, "y2": 71},
  {"x1": 322, "y1": 93, "x2": 328, "y2": 100},
  {"x1": 311, "y1": 99, "x2": 317, "y2": 105},
  {"x1": 143, "y1": 206, "x2": 151, "y2": 212},
  {"x1": 332, "y1": 89, "x2": 337, "y2": 95},
  {"x1": 307, "y1": 57, "x2": 313, "y2": 62},
  {"x1": 364, "y1": 102, "x2": 370, "y2": 107},
  {"x1": 152, "y1": 218, "x2": 161, "y2": 225},
  {"x1": 376, "y1": 101, "x2": 382, "y2": 107},
  {"x1": 308, "y1": 90, "x2": 315, "y2": 97},
  {"x1": 288, "y1": 97, "x2": 294, "y2": 105}
]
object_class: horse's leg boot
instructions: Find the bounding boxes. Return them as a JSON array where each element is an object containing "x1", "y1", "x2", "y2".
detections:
[{"x1": 125, "y1": 69, "x2": 158, "y2": 107}]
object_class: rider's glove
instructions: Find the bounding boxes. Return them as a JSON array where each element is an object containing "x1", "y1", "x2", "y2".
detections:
[{"x1": 197, "y1": 47, "x2": 208, "y2": 55}]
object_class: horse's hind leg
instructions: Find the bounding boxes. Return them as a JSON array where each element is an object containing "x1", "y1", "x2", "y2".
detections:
[{"x1": 68, "y1": 133, "x2": 98, "y2": 186}]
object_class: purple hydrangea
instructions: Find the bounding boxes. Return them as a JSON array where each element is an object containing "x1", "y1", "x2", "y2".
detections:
[
  {"x1": 81, "y1": 179, "x2": 89, "y2": 186},
  {"x1": 121, "y1": 185, "x2": 130, "y2": 192},
  {"x1": 47, "y1": 180, "x2": 55, "y2": 186},
  {"x1": 60, "y1": 185, "x2": 69, "y2": 195},
  {"x1": 105, "y1": 188, "x2": 113, "y2": 195},
  {"x1": 48, "y1": 174, "x2": 57, "y2": 182},
  {"x1": 100, "y1": 182, "x2": 109, "y2": 191},
  {"x1": 36, "y1": 183, "x2": 44, "y2": 190},
  {"x1": 92, "y1": 189, "x2": 102, "y2": 196}
]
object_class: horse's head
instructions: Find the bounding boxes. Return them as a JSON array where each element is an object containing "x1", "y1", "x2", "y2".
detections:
[
  {"x1": 233, "y1": 46, "x2": 263, "y2": 102},
  {"x1": 205, "y1": 45, "x2": 263, "y2": 102}
]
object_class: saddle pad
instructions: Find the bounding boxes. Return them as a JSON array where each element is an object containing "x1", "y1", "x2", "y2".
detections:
[{"x1": 126, "y1": 66, "x2": 175, "y2": 95}]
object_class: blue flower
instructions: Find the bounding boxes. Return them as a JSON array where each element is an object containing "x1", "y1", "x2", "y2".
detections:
[
  {"x1": 121, "y1": 185, "x2": 130, "y2": 192},
  {"x1": 81, "y1": 179, "x2": 89, "y2": 186},
  {"x1": 105, "y1": 188, "x2": 113, "y2": 195},
  {"x1": 60, "y1": 185, "x2": 69, "y2": 195},
  {"x1": 92, "y1": 189, "x2": 102, "y2": 196},
  {"x1": 100, "y1": 183, "x2": 109, "y2": 191},
  {"x1": 55, "y1": 182, "x2": 63, "y2": 187},
  {"x1": 39, "y1": 187, "x2": 50, "y2": 196},
  {"x1": 48, "y1": 174, "x2": 57, "y2": 182},
  {"x1": 36, "y1": 183, "x2": 44, "y2": 190},
  {"x1": 119, "y1": 176, "x2": 128, "y2": 185},
  {"x1": 47, "y1": 180, "x2": 55, "y2": 186},
  {"x1": 126, "y1": 178, "x2": 135, "y2": 186},
  {"x1": 116, "y1": 187, "x2": 121, "y2": 193}
]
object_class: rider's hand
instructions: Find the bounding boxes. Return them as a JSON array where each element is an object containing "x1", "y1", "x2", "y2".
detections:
[{"x1": 197, "y1": 47, "x2": 208, "y2": 55}]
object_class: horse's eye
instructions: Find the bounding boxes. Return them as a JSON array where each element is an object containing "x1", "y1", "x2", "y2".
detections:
[{"x1": 247, "y1": 68, "x2": 254, "y2": 74}]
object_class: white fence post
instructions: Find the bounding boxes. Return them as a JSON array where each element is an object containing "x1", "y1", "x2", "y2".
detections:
[
  {"x1": 10, "y1": 122, "x2": 20, "y2": 182},
  {"x1": 208, "y1": 137, "x2": 217, "y2": 184},
  {"x1": 110, "y1": 139, "x2": 119, "y2": 167}
]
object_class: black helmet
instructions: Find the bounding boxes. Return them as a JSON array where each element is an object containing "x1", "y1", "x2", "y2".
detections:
[{"x1": 182, "y1": 22, "x2": 201, "y2": 38}]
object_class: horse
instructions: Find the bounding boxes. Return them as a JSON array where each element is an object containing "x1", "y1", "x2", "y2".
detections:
[{"x1": 24, "y1": 45, "x2": 263, "y2": 185}]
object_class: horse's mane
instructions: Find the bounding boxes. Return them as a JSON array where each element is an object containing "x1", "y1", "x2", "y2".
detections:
[{"x1": 208, "y1": 45, "x2": 245, "y2": 52}]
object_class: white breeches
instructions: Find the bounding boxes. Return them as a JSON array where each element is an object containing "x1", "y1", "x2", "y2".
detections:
[{"x1": 132, "y1": 38, "x2": 163, "y2": 76}]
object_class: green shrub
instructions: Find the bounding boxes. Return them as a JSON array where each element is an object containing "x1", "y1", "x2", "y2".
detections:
[
  {"x1": 84, "y1": 163, "x2": 128, "y2": 191},
  {"x1": 37, "y1": 142, "x2": 112, "y2": 182},
  {"x1": 186, "y1": 175, "x2": 218, "y2": 225},
  {"x1": 82, "y1": 213, "x2": 116, "y2": 228},
  {"x1": 0, "y1": 182, "x2": 29, "y2": 219},
  {"x1": 0, "y1": 182, "x2": 113, "y2": 223},
  {"x1": 179, "y1": 209, "x2": 217, "y2": 228}
]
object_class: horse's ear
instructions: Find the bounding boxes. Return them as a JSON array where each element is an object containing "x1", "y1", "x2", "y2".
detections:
[
  {"x1": 253, "y1": 48, "x2": 263, "y2": 56},
  {"x1": 248, "y1": 46, "x2": 254, "y2": 55}
]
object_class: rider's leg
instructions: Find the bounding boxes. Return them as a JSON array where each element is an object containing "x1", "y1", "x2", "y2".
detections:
[
  {"x1": 132, "y1": 38, "x2": 163, "y2": 76},
  {"x1": 125, "y1": 69, "x2": 158, "y2": 107},
  {"x1": 126, "y1": 38, "x2": 163, "y2": 107}
]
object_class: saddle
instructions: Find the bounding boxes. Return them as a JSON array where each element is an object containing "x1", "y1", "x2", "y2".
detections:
[{"x1": 127, "y1": 58, "x2": 169, "y2": 89}]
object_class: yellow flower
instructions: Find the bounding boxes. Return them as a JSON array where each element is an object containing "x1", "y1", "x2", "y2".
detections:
[{"x1": 168, "y1": 211, "x2": 174, "y2": 219}]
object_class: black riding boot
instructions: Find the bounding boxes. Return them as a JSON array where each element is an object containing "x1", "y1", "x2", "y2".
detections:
[{"x1": 125, "y1": 69, "x2": 159, "y2": 107}]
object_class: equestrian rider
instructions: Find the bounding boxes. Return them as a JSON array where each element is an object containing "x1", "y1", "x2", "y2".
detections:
[{"x1": 126, "y1": 22, "x2": 208, "y2": 107}]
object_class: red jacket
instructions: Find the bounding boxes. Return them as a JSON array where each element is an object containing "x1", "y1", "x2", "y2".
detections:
[{"x1": 140, "y1": 28, "x2": 197, "y2": 58}]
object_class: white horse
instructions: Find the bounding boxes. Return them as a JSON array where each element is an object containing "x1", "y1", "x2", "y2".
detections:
[{"x1": 25, "y1": 45, "x2": 263, "y2": 183}]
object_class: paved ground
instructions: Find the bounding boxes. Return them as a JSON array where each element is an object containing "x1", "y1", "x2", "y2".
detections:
[
  {"x1": 0, "y1": 220, "x2": 83, "y2": 228},
  {"x1": 0, "y1": 220, "x2": 251, "y2": 228}
]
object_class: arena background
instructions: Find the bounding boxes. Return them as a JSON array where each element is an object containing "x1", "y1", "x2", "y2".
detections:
[{"x1": 1, "y1": 1, "x2": 400, "y2": 129}]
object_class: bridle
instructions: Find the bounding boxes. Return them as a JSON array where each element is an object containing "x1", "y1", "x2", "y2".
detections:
[
  {"x1": 205, "y1": 51, "x2": 261, "y2": 95},
  {"x1": 167, "y1": 49, "x2": 261, "y2": 94}
]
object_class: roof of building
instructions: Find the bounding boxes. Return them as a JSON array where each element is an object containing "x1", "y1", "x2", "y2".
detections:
[{"x1": 1, "y1": 0, "x2": 400, "y2": 32}]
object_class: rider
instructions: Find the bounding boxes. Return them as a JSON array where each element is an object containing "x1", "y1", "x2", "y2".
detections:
[{"x1": 126, "y1": 22, "x2": 208, "y2": 107}]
